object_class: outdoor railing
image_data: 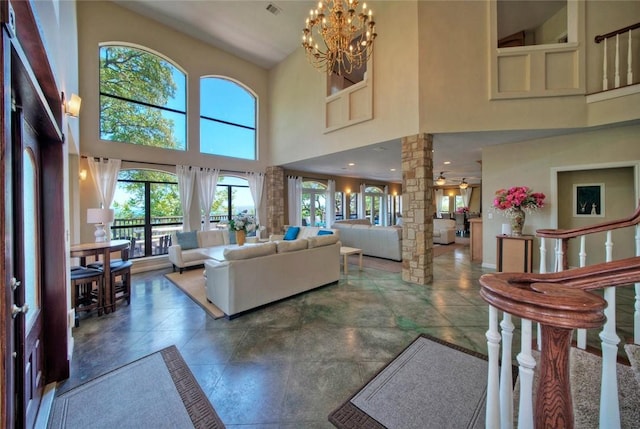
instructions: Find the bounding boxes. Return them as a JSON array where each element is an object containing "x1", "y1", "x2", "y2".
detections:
[{"x1": 480, "y1": 204, "x2": 640, "y2": 428}]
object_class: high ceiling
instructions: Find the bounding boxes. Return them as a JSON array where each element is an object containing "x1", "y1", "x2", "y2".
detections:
[{"x1": 114, "y1": 0, "x2": 577, "y2": 186}]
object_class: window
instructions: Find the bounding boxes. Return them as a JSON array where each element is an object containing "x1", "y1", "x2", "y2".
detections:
[
  {"x1": 207, "y1": 176, "x2": 255, "y2": 223},
  {"x1": 302, "y1": 181, "x2": 327, "y2": 227},
  {"x1": 441, "y1": 196, "x2": 450, "y2": 213},
  {"x1": 455, "y1": 195, "x2": 465, "y2": 212},
  {"x1": 349, "y1": 193, "x2": 358, "y2": 219},
  {"x1": 201, "y1": 77, "x2": 257, "y2": 160},
  {"x1": 335, "y1": 192, "x2": 344, "y2": 220},
  {"x1": 99, "y1": 45, "x2": 186, "y2": 150},
  {"x1": 497, "y1": 0, "x2": 568, "y2": 47},
  {"x1": 364, "y1": 186, "x2": 384, "y2": 225},
  {"x1": 112, "y1": 169, "x2": 182, "y2": 257}
]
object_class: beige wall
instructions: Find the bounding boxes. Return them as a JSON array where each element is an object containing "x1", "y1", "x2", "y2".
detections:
[
  {"x1": 482, "y1": 123, "x2": 640, "y2": 270},
  {"x1": 269, "y1": 1, "x2": 421, "y2": 166}
]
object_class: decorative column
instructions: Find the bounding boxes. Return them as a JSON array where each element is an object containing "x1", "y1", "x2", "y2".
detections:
[
  {"x1": 401, "y1": 133, "x2": 434, "y2": 285},
  {"x1": 265, "y1": 166, "x2": 285, "y2": 237}
]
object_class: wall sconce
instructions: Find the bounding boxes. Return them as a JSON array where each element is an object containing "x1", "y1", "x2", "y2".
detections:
[
  {"x1": 63, "y1": 92, "x2": 82, "y2": 117},
  {"x1": 346, "y1": 188, "x2": 351, "y2": 194},
  {"x1": 79, "y1": 169, "x2": 87, "y2": 181}
]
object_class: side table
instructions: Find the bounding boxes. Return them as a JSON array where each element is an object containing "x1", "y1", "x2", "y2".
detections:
[{"x1": 340, "y1": 246, "x2": 363, "y2": 275}]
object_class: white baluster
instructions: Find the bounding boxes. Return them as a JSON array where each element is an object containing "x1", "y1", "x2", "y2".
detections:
[
  {"x1": 600, "y1": 230, "x2": 621, "y2": 428},
  {"x1": 628, "y1": 30, "x2": 633, "y2": 85},
  {"x1": 517, "y1": 319, "x2": 535, "y2": 429},
  {"x1": 500, "y1": 313, "x2": 514, "y2": 429},
  {"x1": 600, "y1": 287, "x2": 621, "y2": 428},
  {"x1": 603, "y1": 38, "x2": 608, "y2": 91},
  {"x1": 486, "y1": 305, "x2": 501, "y2": 429},
  {"x1": 615, "y1": 34, "x2": 620, "y2": 88},
  {"x1": 538, "y1": 237, "x2": 547, "y2": 274},
  {"x1": 555, "y1": 238, "x2": 564, "y2": 273},
  {"x1": 577, "y1": 235, "x2": 587, "y2": 349}
]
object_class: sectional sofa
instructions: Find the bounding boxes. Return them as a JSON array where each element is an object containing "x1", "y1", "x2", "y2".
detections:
[
  {"x1": 204, "y1": 234, "x2": 341, "y2": 318},
  {"x1": 168, "y1": 229, "x2": 231, "y2": 273},
  {"x1": 332, "y1": 220, "x2": 402, "y2": 261}
]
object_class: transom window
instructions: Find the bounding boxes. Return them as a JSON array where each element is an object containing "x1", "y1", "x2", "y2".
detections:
[
  {"x1": 200, "y1": 77, "x2": 257, "y2": 160},
  {"x1": 99, "y1": 44, "x2": 187, "y2": 150}
]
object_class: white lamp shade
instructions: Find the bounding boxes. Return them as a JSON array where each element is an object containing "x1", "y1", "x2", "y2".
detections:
[
  {"x1": 87, "y1": 208, "x2": 114, "y2": 224},
  {"x1": 501, "y1": 223, "x2": 512, "y2": 236}
]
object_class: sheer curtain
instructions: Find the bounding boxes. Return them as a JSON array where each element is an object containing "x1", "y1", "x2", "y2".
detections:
[
  {"x1": 461, "y1": 187, "x2": 473, "y2": 208},
  {"x1": 176, "y1": 165, "x2": 196, "y2": 232},
  {"x1": 326, "y1": 179, "x2": 336, "y2": 228},
  {"x1": 247, "y1": 171, "x2": 265, "y2": 229},
  {"x1": 287, "y1": 176, "x2": 302, "y2": 226},
  {"x1": 435, "y1": 189, "x2": 444, "y2": 217},
  {"x1": 87, "y1": 157, "x2": 121, "y2": 209},
  {"x1": 381, "y1": 185, "x2": 389, "y2": 226},
  {"x1": 358, "y1": 183, "x2": 366, "y2": 219},
  {"x1": 196, "y1": 167, "x2": 219, "y2": 231}
]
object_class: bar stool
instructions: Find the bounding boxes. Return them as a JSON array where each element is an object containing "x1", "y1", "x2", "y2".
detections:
[
  {"x1": 70, "y1": 267, "x2": 104, "y2": 326},
  {"x1": 87, "y1": 246, "x2": 132, "y2": 312}
]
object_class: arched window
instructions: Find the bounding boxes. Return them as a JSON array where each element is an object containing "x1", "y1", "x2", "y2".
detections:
[
  {"x1": 99, "y1": 44, "x2": 187, "y2": 150},
  {"x1": 364, "y1": 186, "x2": 384, "y2": 225},
  {"x1": 200, "y1": 77, "x2": 257, "y2": 160},
  {"x1": 112, "y1": 169, "x2": 182, "y2": 257},
  {"x1": 302, "y1": 181, "x2": 327, "y2": 227}
]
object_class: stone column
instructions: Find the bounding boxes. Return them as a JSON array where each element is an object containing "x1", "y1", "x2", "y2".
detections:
[
  {"x1": 265, "y1": 166, "x2": 285, "y2": 236},
  {"x1": 401, "y1": 133, "x2": 434, "y2": 285}
]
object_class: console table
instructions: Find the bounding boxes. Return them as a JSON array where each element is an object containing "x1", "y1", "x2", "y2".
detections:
[{"x1": 496, "y1": 235, "x2": 534, "y2": 273}]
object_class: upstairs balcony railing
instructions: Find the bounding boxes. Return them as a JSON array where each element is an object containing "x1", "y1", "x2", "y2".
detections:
[
  {"x1": 479, "y1": 204, "x2": 640, "y2": 429},
  {"x1": 595, "y1": 22, "x2": 640, "y2": 91}
]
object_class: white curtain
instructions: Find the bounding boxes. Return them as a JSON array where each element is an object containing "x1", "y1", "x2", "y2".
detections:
[
  {"x1": 196, "y1": 167, "x2": 220, "y2": 231},
  {"x1": 87, "y1": 157, "x2": 121, "y2": 209},
  {"x1": 461, "y1": 187, "x2": 473, "y2": 208},
  {"x1": 381, "y1": 186, "x2": 389, "y2": 226},
  {"x1": 287, "y1": 176, "x2": 302, "y2": 226},
  {"x1": 435, "y1": 189, "x2": 444, "y2": 217},
  {"x1": 326, "y1": 179, "x2": 336, "y2": 228},
  {"x1": 247, "y1": 171, "x2": 265, "y2": 228},
  {"x1": 358, "y1": 183, "x2": 366, "y2": 219},
  {"x1": 176, "y1": 165, "x2": 196, "y2": 232}
]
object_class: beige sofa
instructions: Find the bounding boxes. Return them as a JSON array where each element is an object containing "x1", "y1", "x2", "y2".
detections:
[
  {"x1": 433, "y1": 218, "x2": 456, "y2": 244},
  {"x1": 204, "y1": 235, "x2": 341, "y2": 318},
  {"x1": 332, "y1": 220, "x2": 402, "y2": 261},
  {"x1": 168, "y1": 229, "x2": 231, "y2": 273}
]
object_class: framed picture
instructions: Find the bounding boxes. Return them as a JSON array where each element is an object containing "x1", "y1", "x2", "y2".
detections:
[{"x1": 573, "y1": 183, "x2": 605, "y2": 217}]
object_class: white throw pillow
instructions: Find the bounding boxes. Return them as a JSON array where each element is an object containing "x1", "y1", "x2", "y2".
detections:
[
  {"x1": 307, "y1": 234, "x2": 340, "y2": 248},
  {"x1": 223, "y1": 242, "x2": 276, "y2": 260},
  {"x1": 276, "y1": 238, "x2": 309, "y2": 253}
]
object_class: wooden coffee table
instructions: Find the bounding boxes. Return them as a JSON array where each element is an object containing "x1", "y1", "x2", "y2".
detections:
[{"x1": 340, "y1": 246, "x2": 363, "y2": 275}]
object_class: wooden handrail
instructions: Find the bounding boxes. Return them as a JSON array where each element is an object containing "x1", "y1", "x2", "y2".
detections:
[
  {"x1": 536, "y1": 202, "x2": 640, "y2": 239},
  {"x1": 479, "y1": 256, "x2": 640, "y2": 428},
  {"x1": 595, "y1": 22, "x2": 640, "y2": 43}
]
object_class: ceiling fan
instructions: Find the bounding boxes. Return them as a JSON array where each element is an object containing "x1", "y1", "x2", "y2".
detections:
[{"x1": 434, "y1": 172, "x2": 447, "y2": 186}]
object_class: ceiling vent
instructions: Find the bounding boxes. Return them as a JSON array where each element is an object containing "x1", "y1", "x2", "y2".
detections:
[{"x1": 266, "y1": 3, "x2": 281, "y2": 15}]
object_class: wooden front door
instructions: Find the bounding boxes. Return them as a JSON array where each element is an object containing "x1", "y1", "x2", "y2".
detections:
[{"x1": 10, "y1": 111, "x2": 46, "y2": 428}]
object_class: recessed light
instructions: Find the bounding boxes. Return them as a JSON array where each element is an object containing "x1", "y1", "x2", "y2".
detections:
[
  {"x1": 444, "y1": 161, "x2": 451, "y2": 165},
  {"x1": 348, "y1": 162, "x2": 355, "y2": 166},
  {"x1": 390, "y1": 168, "x2": 396, "y2": 172}
]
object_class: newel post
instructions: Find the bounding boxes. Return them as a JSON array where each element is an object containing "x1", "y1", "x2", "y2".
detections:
[{"x1": 536, "y1": 325, "x2": 574, "y2": 429}]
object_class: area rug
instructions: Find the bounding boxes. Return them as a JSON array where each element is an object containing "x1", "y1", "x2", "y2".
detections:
[
  {"x1": 329, "y1": 334, "x2": 499, "y2": 429},
  {"x1": 165, "y1": 270, "x2": 225, "y2": 319},
  {"x1": 48, "y1": 345, "x2": 225, "y2": 428}
]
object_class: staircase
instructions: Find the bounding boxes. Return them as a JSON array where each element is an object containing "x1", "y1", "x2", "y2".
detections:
[{"x1": 480, "y1": 204, "x2": 640, "y2": 429}]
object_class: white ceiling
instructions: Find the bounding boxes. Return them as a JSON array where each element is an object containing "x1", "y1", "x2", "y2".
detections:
[{"x1": 113, "y1": 0, "x2": 593, "y2": 186}]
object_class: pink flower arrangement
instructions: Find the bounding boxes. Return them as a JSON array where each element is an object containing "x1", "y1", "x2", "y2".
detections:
[
  {"x1": 493, "y1": 186, "x2": 546, "y2": 215},
  {"x1": 456, "y1": 207, "x2": 469, "y2": 214}
]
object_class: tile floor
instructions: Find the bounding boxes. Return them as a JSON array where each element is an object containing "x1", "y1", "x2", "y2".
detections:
[{"x1": 55, "y1": 245, "x2": 636, "y2": 428}]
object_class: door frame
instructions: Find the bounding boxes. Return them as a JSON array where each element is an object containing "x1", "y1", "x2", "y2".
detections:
[{"x1": 1, "y1": 1, "x2": 69, "y2": 426}]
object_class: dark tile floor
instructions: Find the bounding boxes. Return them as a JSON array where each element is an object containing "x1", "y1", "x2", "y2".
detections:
[{"x1": 55, "y1": 245, "x2": 636, "y2": 428}]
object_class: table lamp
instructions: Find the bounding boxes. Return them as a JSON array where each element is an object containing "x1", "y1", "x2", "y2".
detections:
[{"x1": 87, "y1": 208, "x2": 114, "y2": 242}]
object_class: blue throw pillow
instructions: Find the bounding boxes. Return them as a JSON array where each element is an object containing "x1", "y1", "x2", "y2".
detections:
[
  {"x1": 318, "y1": 230, "x2": 333, "y2": 236},
  {"x1": 175, "y1": 231, "x2": 198, "y2": 250},
  {"x1": 283, "y1": 226, "x2": 300, "y2": 241}
]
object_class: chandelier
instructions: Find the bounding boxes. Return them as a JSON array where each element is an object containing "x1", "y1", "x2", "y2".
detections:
[{"x1": 301, "y1": 0, "x2": 377, "y2": 75}]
